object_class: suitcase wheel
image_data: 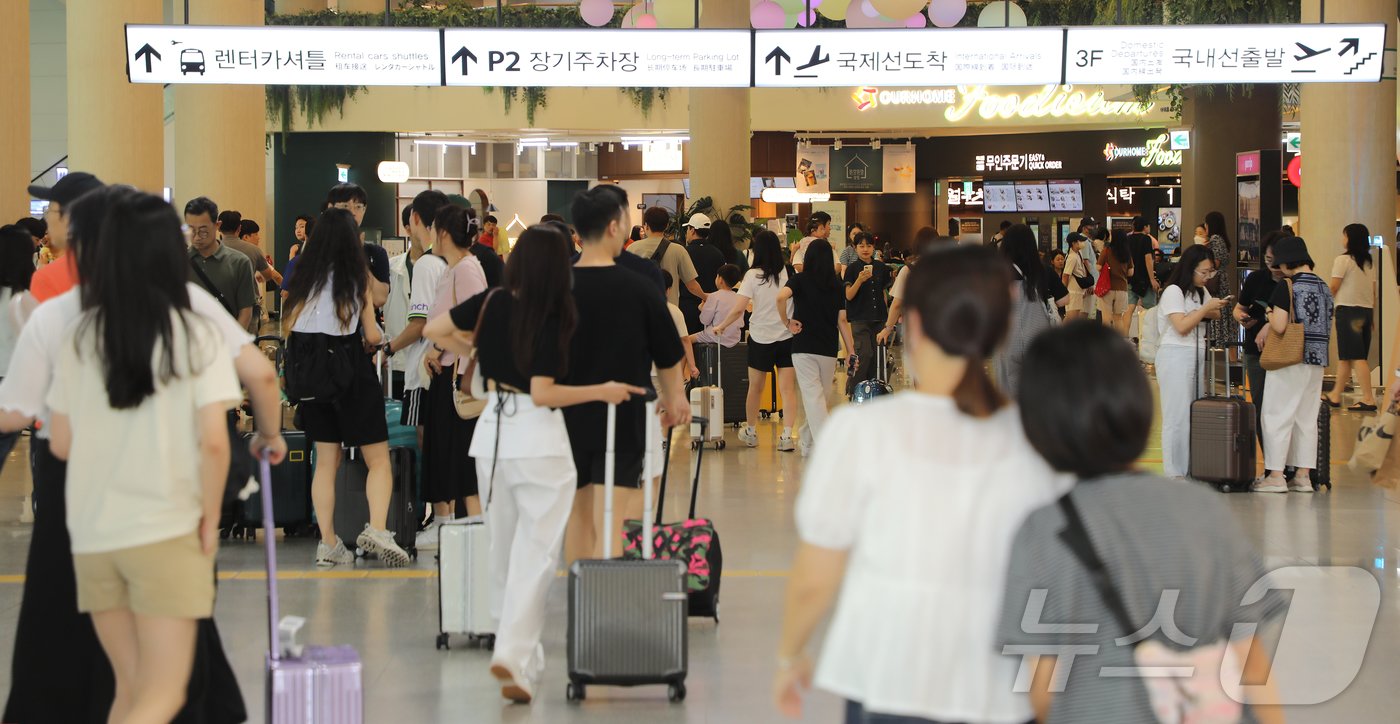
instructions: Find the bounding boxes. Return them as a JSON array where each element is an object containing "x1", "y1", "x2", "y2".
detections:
[
  {"x1": 435, "y1": 633, "x2": 449, "y2": 650},
  {"x1": 717, "y1": 440, "x2": 726, "y2": 450},
  {"x1": 759, "y1": 411, "x2": 771, "y2": 420},
  {"x1": 668, "y1": 682, "x2": 686, "y2": 703},
  {"x1": 566, "y1": 682, "x2": 586, "y2": 703}
]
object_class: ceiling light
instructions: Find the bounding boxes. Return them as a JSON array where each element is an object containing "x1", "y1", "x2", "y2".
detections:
[{"x1": 413, "y1": 140, "x2": 476, "y2": 148}]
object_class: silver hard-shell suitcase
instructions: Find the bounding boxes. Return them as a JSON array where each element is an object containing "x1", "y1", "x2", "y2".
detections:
[
  {"x1": 435, "y1": 516, "x2": 495, "y2": 650},
  {"x1": 566, "y1": 396, "x2": 689, "y2": 703}
]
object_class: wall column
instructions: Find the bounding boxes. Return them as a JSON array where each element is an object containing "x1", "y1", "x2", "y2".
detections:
[
  {"x1": 67, "y1": 0, "x2": 164, "y2": 192},
  {"x1": 0, "y1": 0, "x2": 30, "y2": 215},
  {"x1": 689, "y1": 0, "x2": 751, "y2": 215},
  {"x1": 1299, "y1": 0, "x2": 1399, "y2": 423},
  {"x1": 174, "y1": 1, "x2": 266, "y2": 240},
  {"x1": 1180, "y1": 85, "x2": 1281, "y2": 252}
]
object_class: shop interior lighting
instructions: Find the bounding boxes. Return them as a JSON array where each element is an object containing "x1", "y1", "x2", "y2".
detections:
[
  {"x1": 761, "y1": 187, "x2": 831, "y2": 203},
  {"x1": 413, "y1": 139, "x2": 477, "y2": 149},
  {"x1": 870, "y1": 139, "x2": 881, "y2": 150},
  {"x1": 834, "y1": 140, "x2": 843, "y2": 150}
]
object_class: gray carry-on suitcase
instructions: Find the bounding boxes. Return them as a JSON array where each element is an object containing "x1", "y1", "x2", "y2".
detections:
[
  {"x1": 566, "y1": 394, "x2": 689, "y2": 703},
  {"x1": 1190, "y1": 344, "x2": 1256, "y2": 492}
]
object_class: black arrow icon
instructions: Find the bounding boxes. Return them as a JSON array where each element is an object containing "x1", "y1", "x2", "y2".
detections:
[
  {"x1": 451, "y1": 46, "x2": 477, "y2": 75},
  {"x1": 765, "y1": 47, "x2": 791, "y2": 75},
  {"x1": 134, "y1": 43, "x2": 161, "y2": 73},
  {"x1": 1340, "y1": 38, "x2": 1360, "y2": 56}
]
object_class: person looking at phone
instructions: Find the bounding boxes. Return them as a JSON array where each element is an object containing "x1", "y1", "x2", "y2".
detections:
[
  {"x1": 1233, "y1": 231, "x2": 1285, "y2": 463},
  {"x1": 843, "y1": 232, "x2": 892, "y2": 397},
  {"x1": 1154, "y1": 245, "x2": 1230, "y2": 479}
]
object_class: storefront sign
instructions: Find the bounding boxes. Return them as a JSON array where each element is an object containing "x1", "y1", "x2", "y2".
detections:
[
  {"x1": 753, "y1": 28, "x2": 1064, "y2": 88},
  {"x1": 1103, "y1": 133, "x2": 1182, "y2": 169},
  {"x1": 125, "y1": 25, "x2": 442, "y2": 85},
  {"x1": 976, "y1": 153, "x2": 1064, "y2": 173},
  {"x1": 948, "y1": 181, "x2": 984, "y2": 208},
  {"x1": 442, "y1": 28, "x2": 750, "y2": 87},
  {"x1": 1065, "y1": 23, "x2": 1386, "y2": 84},
  {"x1": 830, "y1": 147, "x2": 883, "y2": 193},
  {"x1": 944, "y1": 85, "x2": 1155, "y2": 121}
]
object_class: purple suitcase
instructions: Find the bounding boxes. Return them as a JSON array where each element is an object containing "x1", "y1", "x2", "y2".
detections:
[{"x1": 259, "y1": 457, "x2": 364, "y2": 723}]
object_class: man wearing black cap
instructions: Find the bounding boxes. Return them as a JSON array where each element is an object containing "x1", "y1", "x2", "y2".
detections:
[{"x1": 26, "y1": 172, "x2": 104, "y2": 304}]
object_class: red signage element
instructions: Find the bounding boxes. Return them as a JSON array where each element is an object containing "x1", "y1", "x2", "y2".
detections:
[
  {"x1": 1237, "y1": 151, "x2": 1262, "y2": 175},
  {"x1": 1287, "y1": 155, "x2": 1302, "y2": 187}
]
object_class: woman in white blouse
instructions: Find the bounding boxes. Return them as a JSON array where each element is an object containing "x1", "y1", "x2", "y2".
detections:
[{"x1": 773, "y1": 245, "x2": 1070, "y2": 724}]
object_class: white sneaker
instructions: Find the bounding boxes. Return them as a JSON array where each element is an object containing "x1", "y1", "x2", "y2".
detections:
[
  {"x1": 1251, "y1": 477, "x2": 1288, "y2": 494},
  {"x1": 490, "y1": 660, "x2": 536, "y2": 704},
  {"x1": 315, "y1": 537, "x2": 355, "y2": 568},
  {"x1": 416, "y1": 520, "x2": 442, "y2": 551},
  {"x1": 1288, "y1": 478, "x2": 1315, "y2": 493},
  {"x1": 777, "y1": 433, "x2": 796, "y2": 452},
  {"x1": 738, "y1": 426, "x2": 758, "y2": 448},
  {"x1": 799, "y1": 440, "x2": 812, "y2": 458},
  {"x1": 357, "y1": 524, "x2": 411, "y2": 567}
]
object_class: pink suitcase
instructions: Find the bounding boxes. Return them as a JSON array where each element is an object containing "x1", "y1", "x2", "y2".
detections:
[{"x1": 259, "y1": 456, "x2": 364, "y2": 723}]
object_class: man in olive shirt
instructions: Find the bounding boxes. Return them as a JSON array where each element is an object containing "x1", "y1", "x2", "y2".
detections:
[
  {"x1": 185, "y1": 197, "x2": 257, "y2": 330},
  {"x1": 626, "y1": 206, "x2": 707, "y2": 306}
]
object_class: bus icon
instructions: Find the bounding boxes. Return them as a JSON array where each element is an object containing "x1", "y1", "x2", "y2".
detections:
[{"x1": 180, "y1": 49, "x2": 205, "y2": 76}]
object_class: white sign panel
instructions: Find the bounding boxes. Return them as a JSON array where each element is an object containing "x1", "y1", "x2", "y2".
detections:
[
  {"x1": 753, "y1": 28, "x2": 1063, "y2": 88},
  {"x1": 882, "y1": 145, "x2": 916, "y2": 194},
  {"x1": 1065, "y1": 24, "x2": 1387, "y2": 84},
  {"x1": 442, "y1": 29, "x2": 750, "y2": 88},
  {"x1": 795, "y1": 146, "x2": 830, "y2": 195},
  {"x1": 125, "y1": 24, "x2": 442, "y2": 85}
]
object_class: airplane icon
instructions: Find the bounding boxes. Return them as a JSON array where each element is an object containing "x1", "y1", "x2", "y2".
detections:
[{"x1": 1293, "y1": 42, "x2": 1331, "y2": 61}]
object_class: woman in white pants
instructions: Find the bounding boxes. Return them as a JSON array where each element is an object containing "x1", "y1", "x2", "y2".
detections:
[
  {"x1": 426, "y1": 225, "x2": 643, "y2": 704},
  {"x1": 777, "y1": 239, "x2": 854, "y2": 456},
  {"x1": 1252, "y1": 236, "x2": 1334, "y2": 493},
  {"x1": 1155, "y1": 245, "x2": 1229, "y2": 478}
]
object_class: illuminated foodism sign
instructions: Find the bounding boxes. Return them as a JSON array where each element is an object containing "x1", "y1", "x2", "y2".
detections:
[
  {"x1": 853, "y1": 85, "x2": 1156, "y2": 121},
  {"x1": 1104, "y1": 133, "x2": 1183, "y2": 169}
]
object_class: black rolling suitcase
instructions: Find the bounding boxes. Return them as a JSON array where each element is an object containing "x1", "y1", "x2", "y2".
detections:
[
  {"x1": 333, "y1": 447, "x2": 418, "y2": 561},
  {"x1": 239, "y1": 430, "x2": 313, "y2": 533},
  {"x1": 1314, "y1": 400, "x2": 1332, "y2": 490},
  {"x1": 566, "y1": 395, "x2": 688, "y2": 703}
]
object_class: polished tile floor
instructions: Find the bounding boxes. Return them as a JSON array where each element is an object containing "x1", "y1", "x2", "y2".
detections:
[{"x1": 0, "y1": 370, "x2": 1396, "y2": 723}]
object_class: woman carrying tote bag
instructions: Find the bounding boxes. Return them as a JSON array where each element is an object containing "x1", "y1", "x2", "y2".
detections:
[{"x1": 1252, "y1": 236, "x2": 1334, "y2": 493}]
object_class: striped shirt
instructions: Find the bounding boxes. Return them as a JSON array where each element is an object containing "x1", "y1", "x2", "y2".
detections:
[{"x1": 997, "y1": 473, "x2": 1285, "y2": 724}]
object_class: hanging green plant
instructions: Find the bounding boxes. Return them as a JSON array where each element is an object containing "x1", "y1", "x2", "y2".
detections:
[{"x1": 620, "y1": 88, "x2": 671, "y2": 118}]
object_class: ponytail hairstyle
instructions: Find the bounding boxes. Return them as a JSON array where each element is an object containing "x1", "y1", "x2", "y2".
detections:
[
  {"x1": 283, "y1": 207, "x2": 369, "y2": 328},
  {"x1": 1343, "y1": 223, "x2": 1373, "y2": 270},
  {"x1": 435, "y1": 204, "x2": 479, "y2": 251},
  {"x1": 70, "y1": 187, "x2": 203, "y2": 409},
  {"x1": 504, "y1": 224, "x2": 577, "y2": 380},
  {"x1": 905, "y1": 245, "x2": 1011, "y2": 418}
]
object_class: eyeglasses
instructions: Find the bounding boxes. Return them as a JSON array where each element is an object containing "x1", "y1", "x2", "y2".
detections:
[
  {"x1": 1194, "y1": 268, "x2": 1218, "y2": 278},
  {"x1": 332, "y1": 202, "x2": 367, "y2": 213},
  {"x1": 183, "y1": 224, "x2": 214, "y2": 239}
]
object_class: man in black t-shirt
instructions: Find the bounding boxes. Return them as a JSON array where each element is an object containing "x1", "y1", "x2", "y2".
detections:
[
  {"x1": 679, "y1": 213, "x2": 725, "y2": 334},
  {"x1": 1125, "y1": 215, "x2": 1160, "y2": 325},
  {"x1": 842, "y1": 232, "x2": 892, "y2": 394},
  {"x1": 562, "y1": 185, "x2": 688, "y2": 566}
]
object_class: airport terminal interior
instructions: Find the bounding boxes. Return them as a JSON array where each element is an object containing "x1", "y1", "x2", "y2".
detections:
[{"x1": 4, "y1": 0, "x2": 1400, "y2": 722}]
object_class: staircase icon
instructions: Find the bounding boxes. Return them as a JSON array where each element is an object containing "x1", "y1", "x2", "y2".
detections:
[{"x1": 1345, "y1": 51, "x2": 1376, "y2": 76}]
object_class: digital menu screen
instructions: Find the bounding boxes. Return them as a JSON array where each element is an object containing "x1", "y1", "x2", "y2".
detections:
[
  {"x1": 1014, "y1": 181, "x2": 1050, "y2": 212},
  {"x1": 983, "y1": 180, "x2": 1016, "y2": 212},
  {"x1": 1047, "y1": 179, "x2": 1084, "y2": 212}
]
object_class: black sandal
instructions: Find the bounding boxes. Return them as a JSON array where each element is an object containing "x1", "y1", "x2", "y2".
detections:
[
  {"x1": 1349, "y1": 402, "x2": 1379, "y2": 412},
  {"x1": 1322, "y1": 397, "x2": 1341, "y2": 408}
]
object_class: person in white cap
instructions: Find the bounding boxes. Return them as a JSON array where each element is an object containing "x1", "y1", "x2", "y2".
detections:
[{"x1": 681, "y1": 213, "x2": 722, "y2": 334}]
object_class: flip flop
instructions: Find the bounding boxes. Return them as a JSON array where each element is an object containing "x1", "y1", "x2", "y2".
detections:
[
  {"x1": 1349, "y1": 403, "x2": 1378, "y2": 412},
  {"x1": 1322, "y1": 397, "x2": 1341, "y2": 408}
]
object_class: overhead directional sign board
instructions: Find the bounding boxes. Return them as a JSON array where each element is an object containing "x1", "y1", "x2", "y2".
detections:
[
  {"x1": 442, "y1": 29, "x2": 751, "y2": 88},
  {"x1": 1065, "y1": 24, "x2": 1387, "y2": 84},
  {"x1": 752, "y1": 28, "x2": 1064, "y2": 88},
  {"x1": 125, "y1": 24, "x2": 442, "y2": 85}
]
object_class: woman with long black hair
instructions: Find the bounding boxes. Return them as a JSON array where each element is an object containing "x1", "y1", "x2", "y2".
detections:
[
  {"x1": 708, "y1": 217, "x2": 747, "y2": 274},
  {"x1": 46, "y1": 189, "x2": 241, "y2": 723},
  {"x1": 996, "y1": 224, "x2": 1067, "y2": 396},
  {"x1": 714, "y1": 230, "x2": 800, "y2": 450},
  {"x1": 1103, "y1": 230, "x2": 1136, "y2": 336},
  {"x1": 284, "y1": 207, "x2": 406, "y2": 568},
  {"x1": 777, "y1": 238, "x2": 854, "y2": 456},
  {"x1": 426, "y1": 225, "x2": 643, "y2": 704},
  {"x1": 1326, "y1": 223, "x2": 1378, "y2": 411}
]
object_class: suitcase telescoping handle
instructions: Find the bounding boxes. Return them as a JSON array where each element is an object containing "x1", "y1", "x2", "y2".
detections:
[
  {"x1": 603, "y1": 389, "x2": 659, "y2": 560},
  {"x1": 259, "y1": 454, "x2": 281, "y2": 662},
  {"x1": 654, "y1": 416, "x2": 709, "y2": 527}
]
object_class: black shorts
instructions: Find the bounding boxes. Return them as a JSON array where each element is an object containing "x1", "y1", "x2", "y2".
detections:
[
  {"x1": 298, "y1": 351, "x2": 388, "y2": 448},
  {"x1": 400, "y1": 387, "x2": 426, "y2": 427},
  {"x1": 1335, "y1": 305, "x2": 1373, "y2": 361},
  {"x1": 747, "y1": 338, "x2": 794, "y2": 371},
  {"x1": 572, "y1": 449, "x2": 644, "y2": 490}
]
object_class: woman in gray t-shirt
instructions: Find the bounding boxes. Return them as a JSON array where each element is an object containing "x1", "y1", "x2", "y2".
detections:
[{"x1": 1000, "y1": 321, "x2": 1286, "y2": 724}]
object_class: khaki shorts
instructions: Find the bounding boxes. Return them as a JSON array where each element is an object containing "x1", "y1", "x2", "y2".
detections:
[
  {"x1": 74, "y1": 532, "x2": 215, "y2": 618},
  {"x1": 1102, "y1": 290, "x2": 1130, "y2": 317},
  {"x1": 1067, "y1": 289, "x2": 1092, "y2": 313}
]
